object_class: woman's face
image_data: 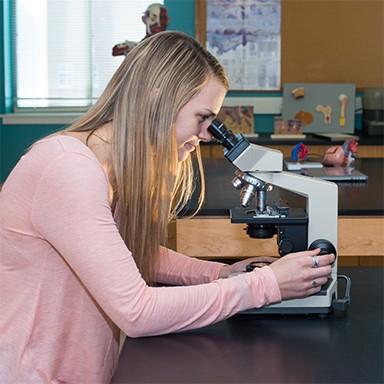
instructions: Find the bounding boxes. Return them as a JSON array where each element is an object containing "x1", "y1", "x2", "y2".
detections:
[{"x1": 175, "y1": 76, "x2": 227, "y2": 162}]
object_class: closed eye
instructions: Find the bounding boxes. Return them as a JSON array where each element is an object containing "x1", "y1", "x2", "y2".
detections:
[
  {"x1": 197, "y1": 115, "x2": 209, "y2": 124},
  {"x1": 198, "y1": 114, "x2": 215, "y2": 124}
]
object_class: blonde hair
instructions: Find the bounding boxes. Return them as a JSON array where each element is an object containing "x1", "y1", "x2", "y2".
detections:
[{"x1": 66, "y1": 31, "x2": 228, "y2": 283}]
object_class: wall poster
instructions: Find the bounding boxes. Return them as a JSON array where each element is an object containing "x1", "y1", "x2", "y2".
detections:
[{"x1": 206, "y1": 0, "x2": 281, "y2": 90}]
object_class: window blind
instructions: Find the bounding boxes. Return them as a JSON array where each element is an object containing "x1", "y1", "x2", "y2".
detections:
[{"x1": 15, "y1": 0, "x2": 162, "y2": 108}]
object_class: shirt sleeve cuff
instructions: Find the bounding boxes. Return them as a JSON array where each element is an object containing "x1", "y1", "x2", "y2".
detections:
[{"x1": 255, "y1": 266, "x2": 282, "y2": 305}]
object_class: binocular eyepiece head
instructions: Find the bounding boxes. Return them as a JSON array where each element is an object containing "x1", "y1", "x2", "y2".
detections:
[{"x1": 208, "y1": 119, "x2": 239, "y2": 150}]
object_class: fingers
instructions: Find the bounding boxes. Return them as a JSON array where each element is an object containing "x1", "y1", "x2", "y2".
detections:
[
  {"x1": 306, "y1": 275, "x2": 329, "y2": 296},
  {"x1": 312, "y1": 264, "x2": 332, "y2": 278},
  {"x1": 307, "y1": 286, "x2": 322, "y2": 296},
  {"x1": 308, "y1": 252, "x2": 336, "y2": 268},
  {"x1": 306, "y1": 253, "x2": 334, "y2": 281},
  {"x1": 311, "y1": 276, "x2": 330, "y2": 287},
  {"x1": 303, "y1": 251, "x2": 335, "y2": 295},
  {"x1": 304, "y1": 260, "x2": 333, "y2": 296},
  {"x1": 285, "y1": 248, "x2": 335, "y2": 266},
  {"x1": 268, "y1": 247, "x2": 336, "y2": 300}
]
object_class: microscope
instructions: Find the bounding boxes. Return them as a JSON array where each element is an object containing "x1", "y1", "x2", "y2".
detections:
[{"x1": 208, "y1": 120, "x2": 350, "y2": 314}]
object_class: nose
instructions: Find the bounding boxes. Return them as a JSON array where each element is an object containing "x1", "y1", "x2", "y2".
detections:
[{"x1": 198, "y1": 121, "x2": 214, "y2": 142}]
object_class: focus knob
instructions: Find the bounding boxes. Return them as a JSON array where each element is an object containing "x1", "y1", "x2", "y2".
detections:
[{"x1": 308, "y1": 239, "x2": 337, "y2": 263}]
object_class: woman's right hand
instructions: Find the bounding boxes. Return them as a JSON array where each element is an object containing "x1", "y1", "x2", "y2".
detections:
[{"x1": 269, "y1": 248, "x2": 335, "y2": 300}]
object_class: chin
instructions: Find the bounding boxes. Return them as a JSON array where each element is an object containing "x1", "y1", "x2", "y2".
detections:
[{"x1": 178, "y1": 150, "x2": 190, "y2": 162}]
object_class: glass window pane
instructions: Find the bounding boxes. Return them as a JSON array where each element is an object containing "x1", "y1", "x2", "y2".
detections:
[{"x1": 15, "y1": 0, "x2": 162, "y2": 108}]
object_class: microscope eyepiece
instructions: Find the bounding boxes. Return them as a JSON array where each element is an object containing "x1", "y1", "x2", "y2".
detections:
[
  {"x1": 208, "y1": 119, "x2": 239, "y2": 150},
  {"x1": 208, "y1": 119, "x2": 250, "y2": 164}
]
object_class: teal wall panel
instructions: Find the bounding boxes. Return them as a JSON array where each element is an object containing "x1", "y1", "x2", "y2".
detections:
[
  {"x1": 0, "y1": 124, "x2": 64, "y2": 182},
  {"x1": 165, "y1": 0, "x2": 195, "y2": 36}
]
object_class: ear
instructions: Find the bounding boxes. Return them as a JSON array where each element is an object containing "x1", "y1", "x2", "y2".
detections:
[{"x1": 142, "y1": 15, "x2": 146, "y2": 24}]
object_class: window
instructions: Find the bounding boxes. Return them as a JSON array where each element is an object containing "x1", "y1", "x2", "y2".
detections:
[{"x1": 15, "y1": 0, "x2": 162, "y2": 109}]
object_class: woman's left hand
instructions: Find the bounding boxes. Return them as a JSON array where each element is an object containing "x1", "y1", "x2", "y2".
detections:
[{"x1": 219, "y1": 256, "x2": 279, "y2": 278}]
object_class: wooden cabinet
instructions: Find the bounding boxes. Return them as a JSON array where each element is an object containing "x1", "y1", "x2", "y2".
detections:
[{"x1": 175, "y1": 216, "x2": 384, "y2": 266}]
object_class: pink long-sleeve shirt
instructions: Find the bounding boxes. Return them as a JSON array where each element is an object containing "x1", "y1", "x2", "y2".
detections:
[{"x1": 0, "y1": 135, "x2": 281, "y2": 383}]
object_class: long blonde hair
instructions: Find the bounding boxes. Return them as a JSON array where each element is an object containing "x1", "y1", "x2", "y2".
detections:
[{"x1": 66, "y1": 31, "x2": 228, "y2": 283}]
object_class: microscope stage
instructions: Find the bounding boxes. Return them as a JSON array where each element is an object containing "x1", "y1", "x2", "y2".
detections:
[{"x1": 230, "y1": 207, "x2": 308, "y2": 225}]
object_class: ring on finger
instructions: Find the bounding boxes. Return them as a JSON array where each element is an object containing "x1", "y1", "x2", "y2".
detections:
[
  {"x1": 312, "y1": 280, "x2": 318, "y2": 288},
  {"x1": 311, "y1": 255, "x2": 320, "y2": 268}
]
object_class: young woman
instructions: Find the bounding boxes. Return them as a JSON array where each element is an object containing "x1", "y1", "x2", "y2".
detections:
[{"x1": 0, "y1": 31, "x2": 334, "y2": 383}]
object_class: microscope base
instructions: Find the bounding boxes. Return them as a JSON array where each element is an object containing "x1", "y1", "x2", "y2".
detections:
[
  {"x1": 240, "y1": 306, "x2": 332, "y2": 315},
  {"x1": 241, "y1": 278, "x2": 339, "y2": 315}
]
